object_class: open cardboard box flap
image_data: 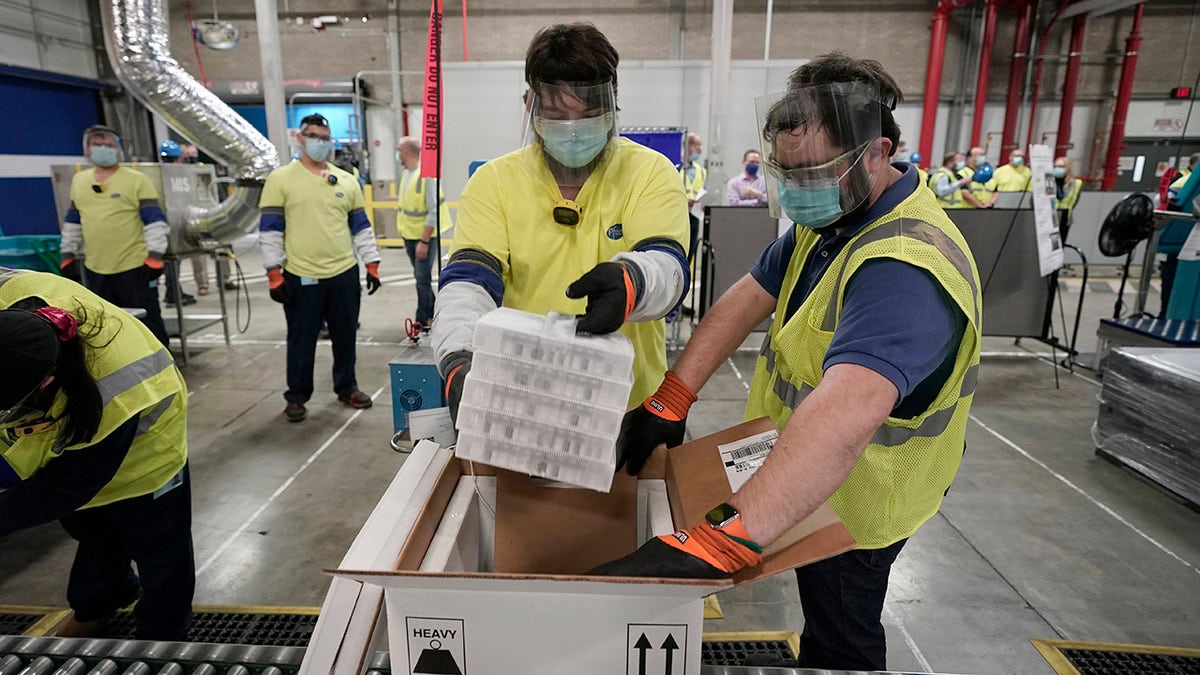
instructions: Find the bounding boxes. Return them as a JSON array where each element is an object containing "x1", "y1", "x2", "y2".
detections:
[
  {"x1": 327, "y1": 418, "x2": 855, "y2": 592},
  {"x1": 665, "y1": 417, "x2": 858, "y2": 586}
]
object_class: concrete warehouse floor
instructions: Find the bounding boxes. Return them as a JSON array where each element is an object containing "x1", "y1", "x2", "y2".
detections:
[{"x1": 1, "y1": 241, "x2": 1198, "y2": 675}]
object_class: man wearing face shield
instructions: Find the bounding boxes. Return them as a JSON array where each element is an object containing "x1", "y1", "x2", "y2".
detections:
[
  {"x1": 59, "y1": 125, "x2": 171, "y2": 347},
  {"x1": 591, "y1": 54, "x2": 982, "y2": 671},
  {"x1": 433, "y1": 23, "x2": 690, "y2": 421},
  {"x1": 0, "y1": 268, "x2": 194, "y2": 641},
  {"x1": 258, "y1": 113, "x2": 382, "y2": 423}
]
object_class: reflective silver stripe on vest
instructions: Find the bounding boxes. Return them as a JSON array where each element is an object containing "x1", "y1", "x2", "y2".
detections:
[
  {"x1": 868, "y1": 362, "x2": 979, "y2": 447},
  {"x1": 136, "y1": 393, "x2": 175, "y2": 435},
  {"x1": 759, "y1": 334, "x2": 775, "y2": 374},
  {"x1": 0, "y1": 267, "x2": 20, "y2": 286},
  {"x1": 97, "y1": 348, "x2": 175, "y2": 406},
  {"x1": 402, "y1": 207, "x2": 428, "y2": 217},
  {"x1": 821, "y1": 218, "x2": 980, "y2": 331},
  {"x1": 773, "y1": 376, "x2": 814, "y2": 410}
]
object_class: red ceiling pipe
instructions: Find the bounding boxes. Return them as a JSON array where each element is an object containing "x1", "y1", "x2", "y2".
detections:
[
  {"x1": 918, "y1": 0, "x2": 973, "y2": 164},
  {"x1": 1102, "y1": 3, "x2": 1145, "y2": 190},
  {"x1": 970, "y1": 0, "x2": 1000, "y2": 148},
  {"x1": 1000, "y1": 0, "x2": 1033, "y2": 154},
  {"x1": 1023, "y1": 0, "x2": 1074, "y2": 159},
  {"x1": 1054, "y1": 13, "x2": 1088, "y2": 159}
]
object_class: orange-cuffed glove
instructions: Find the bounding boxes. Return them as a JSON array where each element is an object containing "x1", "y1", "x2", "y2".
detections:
[
  {"x1": 142, "y1": 256, "x2": 164, "y2": 282},
  {"x1": 615, "y1": 371, "x2": 698, "y2": 475},
  {"x1": 60, "y1": 257, "x2": 81, "y2": 283},
  {"x1": 588, "y1": 512, "x2": 762, "y2": 579},
  {"x1": 565, "y1": 261, "x2": 637, "y2": 334},
  {"x1": 365, "y1": 261, "x2": 381, "y2": 295},
  {"x1": 267, "y1": 267, "x2": 292, "y2": 304}
]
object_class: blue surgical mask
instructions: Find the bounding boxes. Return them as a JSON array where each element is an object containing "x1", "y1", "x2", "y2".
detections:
[
  {"x1": 304, "y1": 139, "x2": 333, "y2": 163},
  {"x1": 89, "y1": 146, "x2": 118, "y2": 168},
  {"x1": 1053, "y1": 166, "x2": 1067, "y2": 178},
  {"x1": 688, "y1": 151, "x2": 701, "y2": 164},
  {"x1": 1011, "y1": 156, "x2": 1024, "y2": 167},
  {"x1": 955, "y1": 160, "x2": 966, "y2": 171},
  {"x1": 537, "y1": 115, "x2": 612, "y2": 168},
  {"x1": 778, "y1": 179, "x2": 842, "y2": 229},
  {"x1": 745, "y1": 163, "x2": 760, "y2": 176}
]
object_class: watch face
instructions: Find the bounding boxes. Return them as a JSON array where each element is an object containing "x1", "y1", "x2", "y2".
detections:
[{"x1": 706, "y1": 503, "x2": 738, "y2": 527}]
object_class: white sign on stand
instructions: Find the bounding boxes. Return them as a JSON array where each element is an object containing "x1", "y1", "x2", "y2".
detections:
[{"x1": 1029, "y1": 144, "x2": 1064, "y2": 276}]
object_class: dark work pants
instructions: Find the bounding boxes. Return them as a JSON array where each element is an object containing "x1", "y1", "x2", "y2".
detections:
[
  {"x1": 404, "y1": 238, "x2": 436, "y2": 325},
  {"x1": 282, "y1": 266, "x2": 361, "y2": 404},
  {"x1": 85, "y1": 267, "x2": 170, "y2": 348},
  {"x1": 1160, "y1": 253, "x2": 1179, "y2": 318},
  {"x1": 794, "y1": 538, "x2": 908, "y2": 670},
  {"x1": 58, "y1": 465, "x2": 195, "y2": 641}
]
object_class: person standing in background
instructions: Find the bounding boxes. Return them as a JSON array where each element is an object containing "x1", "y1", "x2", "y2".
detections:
[
  {"x1": 59, "y1": 125, "x2": 170, "y2": 347},
  {"x1": 726, "y1": 149, "x2": 768, "y2": 206},
  {"x1": 992, "y1": 149, "x2": 1032, "y2": 192},
  {"x1": 258, "y1": 113, "x2": 382, "y2": 423},
  {"x1": 396, "y1": 136, "x2": 452, "y2": 331},
  {"x1": 929, "y1": 152, "x2": 972, "y2": 209},
  {"x1": 962, "y1": 147, "x2": 997, "y2": 209},
  {"x1": 679, "y1": 132, "x2": 707, "y2": 261}
]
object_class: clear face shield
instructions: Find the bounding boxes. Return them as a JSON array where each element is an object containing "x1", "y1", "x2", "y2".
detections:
[
  {"x1": 0, "y1": 371, "x2": 54, "y2": 429},
  {"x1": 82, "y1": 128, "x2": 124, "y2": 167},
  {"x1": 522, "y1": 81, "x2": 617, "y2": 188},
  {"x1": 756, "y1": 82, "x2": 889, "y2": 229}
]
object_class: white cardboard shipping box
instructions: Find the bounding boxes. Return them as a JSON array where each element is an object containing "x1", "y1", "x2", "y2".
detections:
[{"x1": 314, "y1": 420, "x2": 856, "y2": 675}]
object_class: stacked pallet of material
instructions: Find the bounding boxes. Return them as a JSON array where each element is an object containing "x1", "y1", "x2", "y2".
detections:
[{"x1": 1093, "y1": 347, "x2": 1200, "y2": 509}]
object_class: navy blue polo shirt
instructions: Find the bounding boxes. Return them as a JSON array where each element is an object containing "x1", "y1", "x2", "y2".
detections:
[{"x1": 750, "y1": 163, "x2": 967, "y2": 417}]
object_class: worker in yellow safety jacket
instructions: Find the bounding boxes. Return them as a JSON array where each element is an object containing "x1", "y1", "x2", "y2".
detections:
[
  {"x1": 591, "y1": 55, "x2": 982, "y2": 673},
  {"x1": 432, "y1": 23, "x2": 691, "y2": 421},
  {"x1": 992, "y1": 149, "x2": 1033, "y2": 191},
  {"x1": 397, "y1": 136, "x2": 453, "y2": 329},
  {"x1": 679, "y1": 132, "x2": 707, "y2": 260},
  {"x1": 962, "y1": 147, "x2": 998, "y2": 208},
  {"x1": 929, "y1": 152, "x2": 971, "y2": 209},
  {"x1": 1052, "y1": 156, "x2": 1084, "y2": 238},
  {"x1": 0, "y1": 269, "x2": 193, "y2": 642}
]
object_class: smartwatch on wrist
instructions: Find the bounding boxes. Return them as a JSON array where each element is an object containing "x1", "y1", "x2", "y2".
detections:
[{"x1": 705, "y1": 502, "x2": 740, "y2": 529}]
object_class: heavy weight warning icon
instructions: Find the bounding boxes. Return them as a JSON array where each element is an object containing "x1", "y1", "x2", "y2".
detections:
[
  {"x1": 406, "y1": 617, "x2": 465, "y2": 675},
  {"x1": 627, "y1": 624, "x2": 685, "y2": 675}
]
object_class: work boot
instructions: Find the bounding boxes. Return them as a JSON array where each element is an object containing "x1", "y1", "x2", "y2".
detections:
[
  {"x1": 57, "y1": 585, "x2": 141, "y2": 638},
  {"x1": 338, "y1": 391, "x2": 373, "y2": 409},
  {"x1": 165, "y1": 293, "x2": 197, "y2": 307},
  {"x1": 283, "y1": 402, "x2": 307, "y2": 423}
]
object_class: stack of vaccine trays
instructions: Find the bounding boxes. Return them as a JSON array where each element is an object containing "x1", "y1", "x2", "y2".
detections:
[{"x1": 454, "y1": 308, "x2": 635, "y2": 492}]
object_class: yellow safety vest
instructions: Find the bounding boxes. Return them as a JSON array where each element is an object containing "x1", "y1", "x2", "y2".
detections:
[
  {"x1": 744, "y1": 186, "x2": 982, "y2": 548},
  {"x1": 680, "y1": 161, "x2": 706, "y2": 201},
  {"x1": 929, "y1": 167, "x2": 966, "y2": 208},
  {"x1": 1058, "y1": 178, "x2": 1083, "y2": 215},
  {"x1": 964, "y1": 166, "x2": 996, "y2": 206},
  {"x1": 0, "y1": 269, "x2": 187, "y2": 509},
  {"x1": 1170, "y1": 168, "x2": 1192, "y2": 191},
  {"x1": 396, "y1": 168, "x2": 452, "y2": 241}
]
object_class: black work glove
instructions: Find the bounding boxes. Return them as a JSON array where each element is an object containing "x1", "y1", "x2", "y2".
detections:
[
  {"x1": 267, "y1": 268, "x2": 293, "y2": 304},
  {"x1": 565, "y1": 261, "x2": 637, "y2": 334},
  {"x1": 365, "y1": 262, "x2": 381, "y2": 295},
  {"x1": 60, "y1": 258, "x2": 81, "y2": 283},
  {"x1": 142, "y1": 257, "x2": 165, "y2": 282},
  {"x1": 442, "y1": 351, "x2": 472, "y2": 426},
  {"x1": 615, "y1": 371, "x2": 696, "y2": 475},
  {"x1": 588, "y1": 537, "x2": 729, "y2": 579}
]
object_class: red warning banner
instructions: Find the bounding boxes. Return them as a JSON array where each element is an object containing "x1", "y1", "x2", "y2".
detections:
[{"x1": 420, "y1": 0, "x2": 443, "y2": 179}]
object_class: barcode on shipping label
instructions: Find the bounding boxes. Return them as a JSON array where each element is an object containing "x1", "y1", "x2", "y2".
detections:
[{"x1": 718, "y1": 430, "x2": 779, "y2": 493}]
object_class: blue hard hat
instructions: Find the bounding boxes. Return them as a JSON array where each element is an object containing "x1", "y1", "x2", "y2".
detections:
[
  {"x1": 973, "y1": 162, "x2": 994, "y2": 184},
  {"x1": 909, "y1": 152, "x2": 923, "y2": 165},
  {"x1": 159, "y1": 140, "x2": 182, "y2": 158}
]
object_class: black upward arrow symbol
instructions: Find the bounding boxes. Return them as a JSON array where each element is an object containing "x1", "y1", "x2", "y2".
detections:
[
  {"x1": 634, "y1": 633, "x2": 652, "y2": 675},
  {"x1": 661, "y1": 634, "x2": 679, "y2": 674}
]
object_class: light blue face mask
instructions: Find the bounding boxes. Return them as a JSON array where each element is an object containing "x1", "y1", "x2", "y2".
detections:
[
  {"x1": 537, "y1": 115, "x2": 612, "y2": 168},
  {"x1": 1053, "y1": 166, "x2": 1067, "y2": 178},
  {"x1": 688, "y1": 151, "x2": 701, "y2": 164},
  {"x1": 89, "y1": 146, "x2": 118, "y2": 168},
  {"x1": 778, "y1": 179, "x2": 843, "y2": 229},
  {"x1": 304, "y1": 139, "x2": 333, "y2": 163},
  {"x1": 1011, "y1": 156, "x2": 1024, "y2": 167}
]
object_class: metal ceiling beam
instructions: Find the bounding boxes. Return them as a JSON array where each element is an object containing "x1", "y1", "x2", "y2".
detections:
[{"x1": 1059, "y1": 0, "x2": 1145, "y2": 20}]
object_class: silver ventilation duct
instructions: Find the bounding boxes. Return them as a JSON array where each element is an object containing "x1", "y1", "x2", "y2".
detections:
[{"x1": 99, "y1": 0, "x2": 278, "y2": 248}]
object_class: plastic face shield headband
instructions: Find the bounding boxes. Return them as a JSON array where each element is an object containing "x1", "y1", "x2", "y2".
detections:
[
  {"x1": 0, "y1": 377, "x2": 51, "y2": 427},
  {"x1": 756, "y1": 83, "x2": 886, "y2": 227}
]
